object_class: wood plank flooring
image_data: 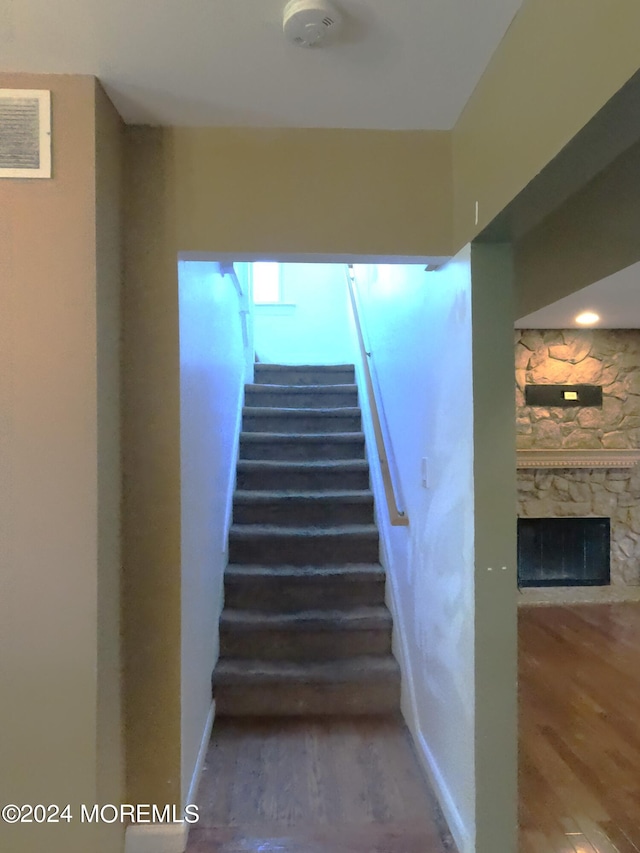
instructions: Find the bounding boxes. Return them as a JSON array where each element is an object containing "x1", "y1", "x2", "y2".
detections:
[
  {"x1": 519, "y1": 603, "x2": 640, "y2": 853},
  {"x1": 186, "y1": 716, "x2": 456, "y2": 853}
]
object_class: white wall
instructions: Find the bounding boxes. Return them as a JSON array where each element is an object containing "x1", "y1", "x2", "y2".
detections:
[
  {"x1": 353, "y1": 254, "x2": 476, "y2": 853},
  {"x1": 253, "y1": 263, "x2": 355, "y2": 365},
  {"x1": 178, "y1": 261, "x2": 246, "y2": 804}
]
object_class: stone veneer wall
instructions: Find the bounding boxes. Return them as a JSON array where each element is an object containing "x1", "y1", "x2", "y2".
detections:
[{"x1": 516, "y1": 329, "x2": 640, "y2": 591}]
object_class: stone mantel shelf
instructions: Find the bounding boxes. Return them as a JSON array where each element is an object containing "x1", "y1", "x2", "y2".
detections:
[{"x1": 517, "y1": 449, "x2": 640, "y2": 469}]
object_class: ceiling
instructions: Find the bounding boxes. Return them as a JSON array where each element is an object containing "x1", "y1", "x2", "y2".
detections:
[
  {"x1": 516, "y1": 261, "x2": 640, "y2": 329},
  {"x1": 0, "y1": 0, "x2": 523, "y2": 128}
]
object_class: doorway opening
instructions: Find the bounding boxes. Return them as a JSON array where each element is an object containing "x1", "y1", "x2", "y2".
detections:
[{"x1": 178, "y1": 256, "x2": 471, "y2": 853}]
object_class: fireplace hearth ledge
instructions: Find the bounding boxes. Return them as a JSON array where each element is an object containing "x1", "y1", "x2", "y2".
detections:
[
  {"x1": 518, "y1": 585, "x2": 640, "y2": 606},
  {"x1": 517, "y1": 449, "x2": 640, "y2": 469}
]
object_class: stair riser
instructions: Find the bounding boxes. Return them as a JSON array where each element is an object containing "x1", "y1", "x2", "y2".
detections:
[
  {"x1": 239, "y1": 438, "x2": 365, "y2": 462},
  {"x1": 236, "y1": 467, "x2": 370, "y2": 491},
  {"x1": 243, "y1": 414, "x2": 361, "y2": 434},
  {"x1": 220, "y1": 628, "x2": 391, "y2": 661},
  {"x1": 228, "y1": 535, "x2": 379, "y2": 565},
  {"x1": 214, "y1": 681, "x2": 400, "y2": 717},
  {"x1": 245, "y1": 389, "x2": 358, "y2": 408},
  {"x1": 254, "y1": 367, "x2": 355, "y2": 386},
  {"x1": 224, "y1": 577, "x2": 387, "y2": 612},
  {"x1": 233, "y1": 499, "x2": 374, "y2": 527}
]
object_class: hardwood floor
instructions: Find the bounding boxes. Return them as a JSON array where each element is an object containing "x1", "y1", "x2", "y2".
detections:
[
  {"x1": 519, "y1": 603, "x2": 640, "y2": 853},
  {"x1": 187, "y1": 716, "x2": 456, "y2": 853}
]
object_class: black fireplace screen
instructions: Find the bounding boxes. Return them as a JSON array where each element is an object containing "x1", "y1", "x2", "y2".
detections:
[{"x1": 517, "y1": 517, "x2": 610, "y2": 587}]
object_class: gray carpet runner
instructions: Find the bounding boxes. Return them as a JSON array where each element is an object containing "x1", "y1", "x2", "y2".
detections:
[{"x1": 212, "y1": 364, "x2": 401, "y2": 716}]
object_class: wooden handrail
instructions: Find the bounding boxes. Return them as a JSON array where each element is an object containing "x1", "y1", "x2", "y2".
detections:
[
  {"x1": 346, "y1": 270, "x2": 409, "y2": 527},
  {"x1": 220, "y1": 262, "x2": 250, "y2": 352}
]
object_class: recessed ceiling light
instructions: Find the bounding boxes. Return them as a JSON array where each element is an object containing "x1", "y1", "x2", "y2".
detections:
[{"x1": 575, "y1": 311, "x2": 600, "y2": 325}]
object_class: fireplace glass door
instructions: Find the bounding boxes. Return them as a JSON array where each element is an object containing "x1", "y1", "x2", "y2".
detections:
[{"x1": 517, "y1": 517, "x2": 610, "y2": 587}]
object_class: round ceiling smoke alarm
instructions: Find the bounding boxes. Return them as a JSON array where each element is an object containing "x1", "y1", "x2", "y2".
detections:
[{"x1": 283, "y1": 0, "x2": 342, "y2": 47}]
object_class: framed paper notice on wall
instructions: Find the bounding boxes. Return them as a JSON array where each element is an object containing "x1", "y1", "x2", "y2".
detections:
[{"x1": 0, "y1": 89, "x2": 51, "y2": 179}]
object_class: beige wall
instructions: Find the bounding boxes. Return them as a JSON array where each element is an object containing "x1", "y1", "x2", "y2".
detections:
[
  {"x1": 168, "y1": 127, "x2": 453, "y2": 257},
  {"x1": 122, "y1": 129, "x2": 182, "y2": 806},
  {"x1": 0, "y1": 74, "x2": 123, "y2": 853},
  {"x1": 453, "y1": 0, "x2": 640, "y2": 248}
]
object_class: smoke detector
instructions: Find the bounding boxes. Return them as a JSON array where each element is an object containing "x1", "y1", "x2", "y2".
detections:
[{"x1": 283, "y1": 0, "x2": 342, "y2": 48}]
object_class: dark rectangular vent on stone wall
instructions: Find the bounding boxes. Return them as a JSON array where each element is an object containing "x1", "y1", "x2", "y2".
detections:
[
  {"x1": 517, "y1": 517, "x2": 610, "y2": 587},
  {"x1": 524, "y1": 384, "x2": 603, "y2": 407}
]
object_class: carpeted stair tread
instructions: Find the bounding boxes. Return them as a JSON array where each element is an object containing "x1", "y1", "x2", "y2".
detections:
[
  {"x1": 242, "y1": 406, "x2": 361, "y2": 416},
  {"x1": 214, "y1": 655, "x2": 400, "y2": 684},
  {"x1": 255, "y1": 364, "x2": 355, "y2": 373},
  {"x1": 238, "y1": 459, "x2": 368, "y2": 471},
  {"x1": 228, "y1": 525, "x2": 379, "y2": 565},
  {"x1": 220, "y1": 606, "x2": 392, "y2": 630},
  {"x1": 245, "y1": 382, "x2": 357, "y2": 392},
  {"x1": 245, "y1": 384, "x2": 357, "y2": 400},
  {"x1": 244, "y1": 385, "x2": 358, "y2": 409},
  {"x1": 223, "y1": 564, "x2": 387, "y2": 613},
  {"x1": 236, "y1": 459, "x2": 370, "y2": 491},
  {"x1": 240, "y1": 431, "x2": 365, "y2": 442},
  {"x1": 224, "y1": 563, "x2": 385, "y2": 579},
  {"x1": 219, "y1": 604, "x2": 393, "y2": 661},
  {"x1": 238, "y1": 432, "x2": 366, "y2": 462},
  {"x1": 233, "y1": 489, "x2": 373, "y2": 502},
  {"x1": 232, "y1": 489, "x2": 375, "y2": 525},
  {"x1": 229, "y1": 523, "x2": 378, "y2": 537},
  {"x1": 254, "y1": 364, "x2": 356, "y2": 387},
  {"x1": 242, "y1": 408, "x2": 361, "y2": 435}
]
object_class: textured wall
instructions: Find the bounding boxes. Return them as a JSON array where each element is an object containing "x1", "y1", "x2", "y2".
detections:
[{"x1": 516, "y1": 329, "x2": 640, "y2": 587}]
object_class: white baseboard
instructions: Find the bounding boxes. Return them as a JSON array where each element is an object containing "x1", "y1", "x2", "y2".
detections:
[
  {"x1": 186, "y1": 699, "x2": 215, "y2": 808},
  {"x1": 410, "y1": 723, "x2": 473, "y2": 853},
  {"x1": 383, "y1": 554, "x2": 473, "y2": 853},
  {"x1": 124, "y1": 823, "x2": 188, "y2": 853}
]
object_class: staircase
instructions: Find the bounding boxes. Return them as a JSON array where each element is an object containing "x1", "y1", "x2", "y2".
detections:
[{"x1": 212, "y1": 363, "x2": 401, "y2": 717}]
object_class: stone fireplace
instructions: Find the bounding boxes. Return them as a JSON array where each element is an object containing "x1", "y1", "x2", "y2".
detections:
[{"x1": 516, "y1": 329, "x2": 640, "y2": 602}]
